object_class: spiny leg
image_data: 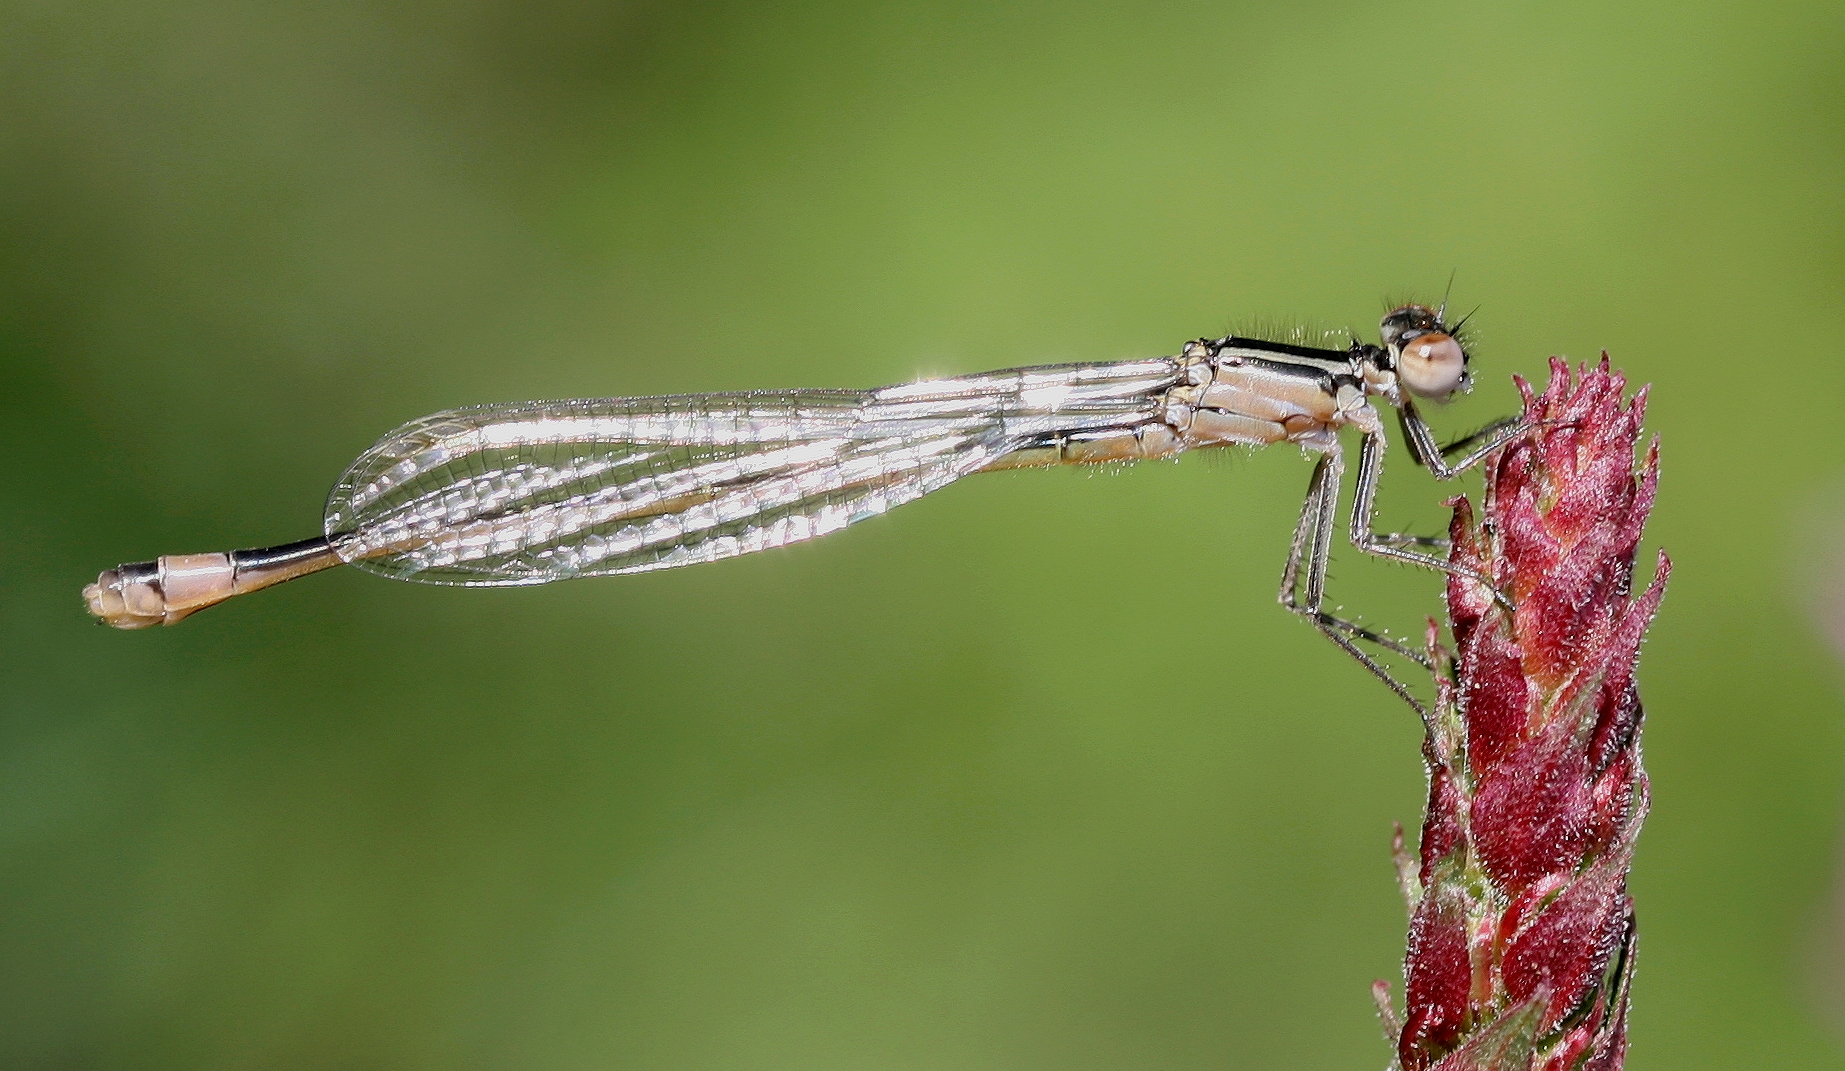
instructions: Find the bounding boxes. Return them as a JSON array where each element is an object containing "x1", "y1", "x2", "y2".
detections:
[
  {"x1": 1282, "y1": 406, "x2": 1527, "y2": 709},
  {"x1": 1291, "y1": 452, "x2": 1428, "y2": 666},
  {"x1": 1397, "y1": 399, "x2": 1528, "y2": 480},
  {"x1": 1380, "y1": 406, "x2": 1527, "y2": 551},
  {"x1": 1277, "y1": 453, "x2": 1330, "y2": 616},
  {"x1": 1434, "y1": 416, "x2": 1525, "y2": 467},
  {"x1": 1278, "y1": 446, "x2": 1432, "y2": 715},
  {"x1": 1346, "y1": 424, "x2": 1508, "y2": 611}
]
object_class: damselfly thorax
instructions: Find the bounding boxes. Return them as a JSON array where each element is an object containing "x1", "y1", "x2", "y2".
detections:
[{"x1": 83, "y1": 304, "x2": 1522, "y2": 711}]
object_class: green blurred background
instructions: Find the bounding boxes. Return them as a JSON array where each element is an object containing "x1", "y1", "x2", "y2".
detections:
[{"x1": 3, "y1": 1, "x2": 1842, "y2": 1068}]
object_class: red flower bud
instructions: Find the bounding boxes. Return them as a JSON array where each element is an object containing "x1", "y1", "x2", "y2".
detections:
[{"x1": 1382, "y1": 358, "x2": 1668, "y2": 1071}]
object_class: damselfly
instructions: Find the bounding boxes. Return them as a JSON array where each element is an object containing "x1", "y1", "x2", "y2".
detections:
[{"x1": 83, "y1": 303, "x2": 1522, "y2": 709}]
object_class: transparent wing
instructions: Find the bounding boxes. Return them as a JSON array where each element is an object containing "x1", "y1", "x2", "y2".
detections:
[{"x1": 323, "y1": 360, "x2": 1178, "y2": 586}]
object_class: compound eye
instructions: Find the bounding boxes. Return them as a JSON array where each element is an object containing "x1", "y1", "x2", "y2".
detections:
[{"x1": 1397, "y1": 333, "x2": 1467, "y2": 398}]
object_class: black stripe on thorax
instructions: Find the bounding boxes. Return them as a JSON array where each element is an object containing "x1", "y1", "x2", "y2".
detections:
[
  {"x1": 1216, "y1": 335, "x2": 1355, "y2": 364},
  {"x1": 1216, "y1": 339, "x2": 1354, "y2": 378},
  {"x1": 1216, "y1": 340, "x2": 1355, "y2": 385},
  {"x1": 1210, "y1": 339, "x2": 1371, "y2": 400}
]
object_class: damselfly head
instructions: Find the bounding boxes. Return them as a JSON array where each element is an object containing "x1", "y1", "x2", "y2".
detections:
[{"x1": 1380, "y1": 304, "x2": 1471, "y2": 400}]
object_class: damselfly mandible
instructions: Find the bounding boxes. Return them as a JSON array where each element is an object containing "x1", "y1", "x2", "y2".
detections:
[{"x1": 83, "y1": 303, "x2": 1523, "y2": 710}]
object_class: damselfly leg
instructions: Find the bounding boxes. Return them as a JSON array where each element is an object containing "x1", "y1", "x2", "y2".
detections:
[
  {"x1": 1280, "y1": 409, "x2": 1527, "y2": 713},
  {"x1": 1377, "y1": 409, "x2": 1527, "y2": 552},
  {"x1": 1279, "y1": 444, "x2": 1436, "y2": 713}
]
